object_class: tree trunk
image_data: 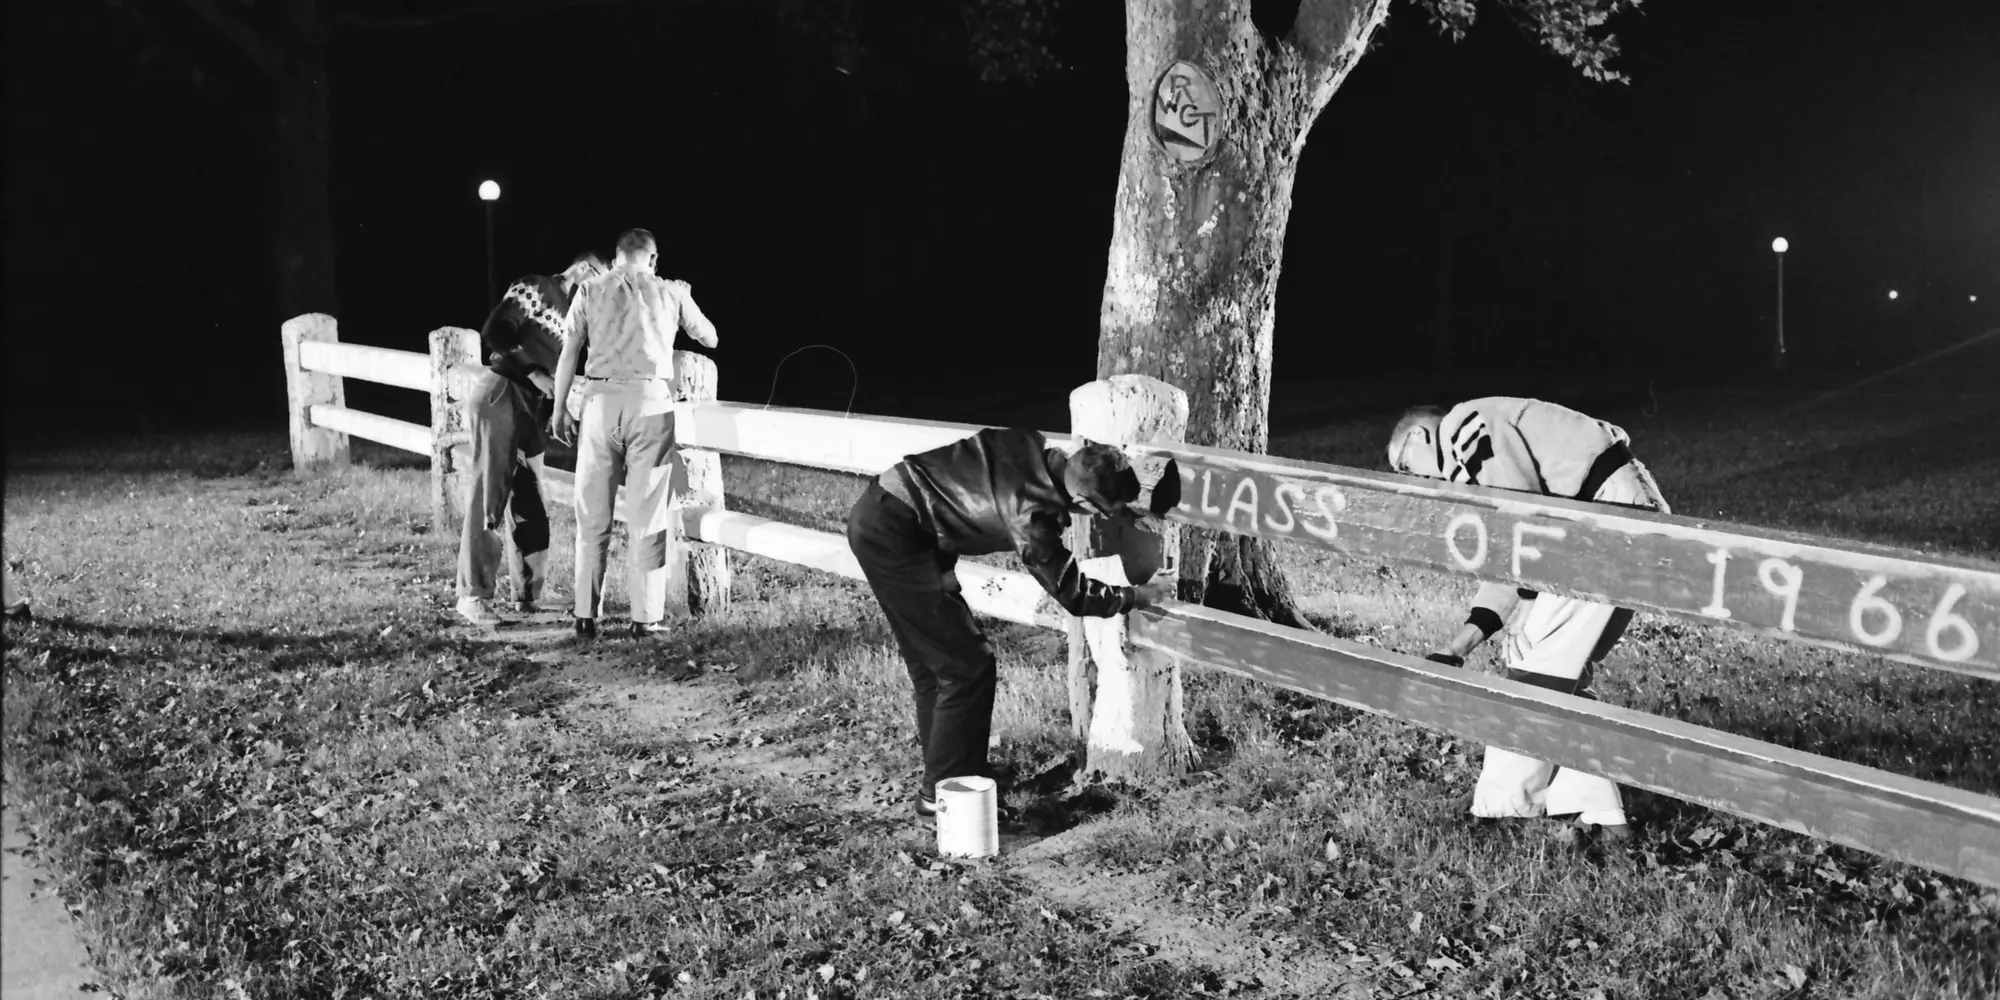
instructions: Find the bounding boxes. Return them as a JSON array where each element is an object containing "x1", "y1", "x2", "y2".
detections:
[
  {"x1": 273, "y1": 42, "x2": 337, "y2": 321},
  {"x1": 1096, "y1": 0, "x2": 1388, "y2": 629}
]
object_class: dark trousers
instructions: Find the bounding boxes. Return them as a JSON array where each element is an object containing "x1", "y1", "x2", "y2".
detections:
[
  {"x1": 457, "y1": 371, "x2": 552, "y2": 602},
  {"x1": 845, "y1": 481, "x2": 997, "y2": 799}
]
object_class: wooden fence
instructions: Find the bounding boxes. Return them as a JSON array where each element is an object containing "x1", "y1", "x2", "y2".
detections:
[
  {"x1": 277, "y1": 313, "x2": 729, "y2": 612},
  {"x1": 280, "y1": 318, "x2": 2000, "y2": 890}
]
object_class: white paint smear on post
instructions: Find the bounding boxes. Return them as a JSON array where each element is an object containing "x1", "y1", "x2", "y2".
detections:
[{"x1": 1080, "y1": 555, "x2": 1146, "y2": 755}]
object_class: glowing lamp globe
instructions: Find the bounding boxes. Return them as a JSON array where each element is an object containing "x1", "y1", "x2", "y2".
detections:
[
  {"x1": 1771, "y1": 237, "x2": 1788, "y2": 253},
  {"x1": 478, "y1": 180, "x2": 501, "y2": 202},
  {"x1": 1888, "y1": 290, "x2": 1899, "y2": 300}
]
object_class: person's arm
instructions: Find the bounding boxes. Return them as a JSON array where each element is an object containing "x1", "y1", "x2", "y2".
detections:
[
  {"x1": 1426, "y1": 580, "x2": 1525, "y2": 665},
  {"x1": 481, "y1": 295, "x2": 525, "y2": 366},
  {"x1": 676, "y1": 280, "x2": 718, "y2": 349},
  {"x1": 1010, "y1": 509, "x2": 1172, "y2": 617},
  {"x1": 550, "y1": 295, "x2": 590, "y2": 443}
]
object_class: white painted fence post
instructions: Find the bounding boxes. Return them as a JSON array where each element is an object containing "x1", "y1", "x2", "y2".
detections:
[
  {"x1": 280, "y1": 313, "x2": 349, "y2": 471},
  {"x1": 428, "y1": 327, "x2": 483, "y2": 536},
  {"x1": 669, "y1": 351, "x2": 731, "y2": 615},
  {"x1": 1069, "y1": 374, "x2": 1192, "y2": 780}
]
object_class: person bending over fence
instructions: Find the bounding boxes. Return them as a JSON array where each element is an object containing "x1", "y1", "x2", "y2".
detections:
[
  {"x1": 551, "y1": 228, "x2": 718, "y2": 639},
  {"x1": 456, "y1": 251, "x2": 607, "y2": 627},
  {"x1": 847, "y1": 429, "x2": 1176, "y2": 821},
  {"x1": 1387, "y1": 397, "x2": 1671, "y2": 845}
]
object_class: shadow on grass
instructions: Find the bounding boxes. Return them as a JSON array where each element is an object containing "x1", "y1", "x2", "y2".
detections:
[{"x1": 6, "y1": 613, "x2": 570, "y2": 725}]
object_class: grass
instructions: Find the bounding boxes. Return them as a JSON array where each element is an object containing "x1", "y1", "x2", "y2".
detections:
[{"x1": 4, "y1": 366, "x2": 1999, "y2": 999}]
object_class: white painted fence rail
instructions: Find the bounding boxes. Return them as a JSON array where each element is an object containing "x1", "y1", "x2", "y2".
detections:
[{"x1": 666, "y1": 401, "x2": 2000, "y2": 681}]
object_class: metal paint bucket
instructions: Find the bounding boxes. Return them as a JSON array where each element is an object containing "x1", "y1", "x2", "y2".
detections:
[{"x1": 935, "y1": 776, "x2": 999, "y2": 858}]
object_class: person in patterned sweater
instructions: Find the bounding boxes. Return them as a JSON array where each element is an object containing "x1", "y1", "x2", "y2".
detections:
[
  {"x1": 455, "y1": 251, "x2": 607, "y2": 626},
  {"x1": 1388, "y1": 397, "x2": 1671, "y2": 844}
]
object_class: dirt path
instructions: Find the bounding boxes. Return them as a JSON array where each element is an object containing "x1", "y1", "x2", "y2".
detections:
[{"x1": 454, "y1": 617, "x2": 1394, "y2": 999}]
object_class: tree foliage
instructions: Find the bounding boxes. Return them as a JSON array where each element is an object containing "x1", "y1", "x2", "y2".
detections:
[{"x1": 1411, "y1": 0, "x2": 1643, "y2": 82}]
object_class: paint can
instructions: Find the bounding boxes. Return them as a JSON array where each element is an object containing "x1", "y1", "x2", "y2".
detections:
[{"x1": 934, "y1": 776, "x2": 999, "y2": 859}]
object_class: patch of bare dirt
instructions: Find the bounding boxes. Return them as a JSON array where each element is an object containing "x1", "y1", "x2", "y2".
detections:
[{"x1": 451, "y1": 621, "x2": 1398, "y2": 999}]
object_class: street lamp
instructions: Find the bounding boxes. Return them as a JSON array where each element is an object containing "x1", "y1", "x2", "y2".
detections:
[
  {"x1": 1888, "y1": 289, "x2": 1899, "y2": 300},
  {"x1": 1770, "y1": 237, "x2": 1788, "y2": 371},
  {"x1": 478, "y1": 180, "x2": 502, "y2": 309}
]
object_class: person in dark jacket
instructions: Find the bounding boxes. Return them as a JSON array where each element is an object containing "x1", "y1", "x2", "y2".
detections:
[
  {"x1": 455, "y1": 251, "x2": 607, "y2": 626},
  {"x1": 847, "y1": 428, "x2": 1177, "y2": 817}
]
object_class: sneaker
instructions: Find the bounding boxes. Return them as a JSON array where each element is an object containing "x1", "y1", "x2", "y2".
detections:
[
  {"x1": 573, "y1": 616, "x2": 599, "y2": 639},
  {"x1": 628, "y1": 620, "x2": 673, "y2": 638},
  {"x1": 915, "y1": 793, "x2": 939, "y2": 819},
  {"x1": 455, "y1": 596, "x2": 506, "y2": 627},
  {"x1": 2, "y1": 602, "x2": 29, "y2": 622}
]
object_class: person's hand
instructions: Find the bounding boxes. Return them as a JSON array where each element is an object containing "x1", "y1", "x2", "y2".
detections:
[
  {"x1": 1128, "y1": 579, "x2": 1177, "y2": 612},
  {"x1": 1424, "y1": 650, "x2": 1465, "y2": 667},
  {"x1": 551, "y1": 408, "x2": 577, "y2": 446}
]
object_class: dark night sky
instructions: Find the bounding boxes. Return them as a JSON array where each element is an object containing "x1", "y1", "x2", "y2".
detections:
[{"x1": 5, "y1": 0, "x2": 1997, "y2": 435}]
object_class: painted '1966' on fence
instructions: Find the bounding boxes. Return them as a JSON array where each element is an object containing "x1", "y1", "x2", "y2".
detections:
[{"x1": 1156, "y1": 448, "x2": 2000, "y2": 678}]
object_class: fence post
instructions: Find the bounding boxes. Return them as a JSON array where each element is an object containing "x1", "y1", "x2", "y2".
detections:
[
  {"x1": 428, "y1": 327, "x2": 483, "y2": 536},
  {"x1": 1068, "y1": 374, "x2": 1191, "y2": 780},
  {"x1": 669, "y1": 351, "x2": 731, "y2": 615},
  {"x1": 280, "y1": 313, "x2": 349, "y2": 471}
]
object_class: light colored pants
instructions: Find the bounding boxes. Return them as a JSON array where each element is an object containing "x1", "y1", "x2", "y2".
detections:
[
  {"x1": 457, "y1": 371, "x2": 552, "y2": 603},
  {"x1": 1472, "y1": 460, "x2": 1669, "y2": 827},
  {"x1": 573, "y1": 381, "x2": 683, "y2": 624}
]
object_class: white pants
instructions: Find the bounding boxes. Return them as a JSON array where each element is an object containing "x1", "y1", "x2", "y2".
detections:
[
  {"x1": 1472, "y1": 460, "x2": 1669, "y2": 827},
  {"x1": 573, "y1": 382, "x2": 685, "y2": 624}
]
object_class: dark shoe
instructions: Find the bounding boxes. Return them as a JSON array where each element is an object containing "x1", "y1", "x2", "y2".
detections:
[
  {"x1": 628, "y1": 620, "x2": 672, "y2": 638},
  {"x1": 573, "y1": 616, "x2": 598, "y2": 639},
  {"x1": 915, "y1": 793, "x2": 939, "y2": 818},
  {"x1": 2, "y1": 602, "x2": 29, "y2": 622},
  {"x1": 1587, "y1": 821, "x2": 1635, "y2": 845}
]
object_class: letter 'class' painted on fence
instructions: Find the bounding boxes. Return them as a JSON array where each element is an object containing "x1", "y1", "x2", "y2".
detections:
[
  {"x1": 1153, "y1": 451, "x2": 2000, "y2": 677},
  {"x1": 1178, "y1": 463, "x2": 1345, "y2": 544}
]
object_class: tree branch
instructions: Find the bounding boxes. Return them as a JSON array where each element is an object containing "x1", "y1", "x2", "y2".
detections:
[
  {"x1": 335, "y1": 0, "x2": 660, "y2": 30},
  {"x1": 175, "y1": 0, "x2": 286, "y2": 80}
]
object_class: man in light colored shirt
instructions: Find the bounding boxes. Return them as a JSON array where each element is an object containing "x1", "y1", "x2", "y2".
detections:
[
  {"x1": 1388, "y1": 397, "x2": 1670, "y2": 845},
  {"x1": 550, "y1": 228, "x2": 718, "y2": 638}
]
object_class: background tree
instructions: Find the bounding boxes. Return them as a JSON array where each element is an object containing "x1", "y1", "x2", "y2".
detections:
[{"x1": 105, "y1": 0, "x2": 644, "y2": 323}]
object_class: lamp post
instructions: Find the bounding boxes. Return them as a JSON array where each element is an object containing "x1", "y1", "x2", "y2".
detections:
[
  {"x1": 1770, "y1": 237, "x2": 1788, "y2": 371},
  {"x1": 478, "y1": 180, "x2": 501, "y2": 309}
]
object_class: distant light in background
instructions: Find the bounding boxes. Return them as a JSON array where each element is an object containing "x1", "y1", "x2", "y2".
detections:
[
  {"x1": 1769, "y1": 237, "x2": 1788, "y2": 370},
  {"x1": 1973, "y1": 295, "x2": 1980, "y2": 303},
  {"x1": 1888, "y1": 289, "x2": 1899, "y2": 300},
  {"x1": 479, "y1": 180, "x2": 501, "y2": 307}
]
